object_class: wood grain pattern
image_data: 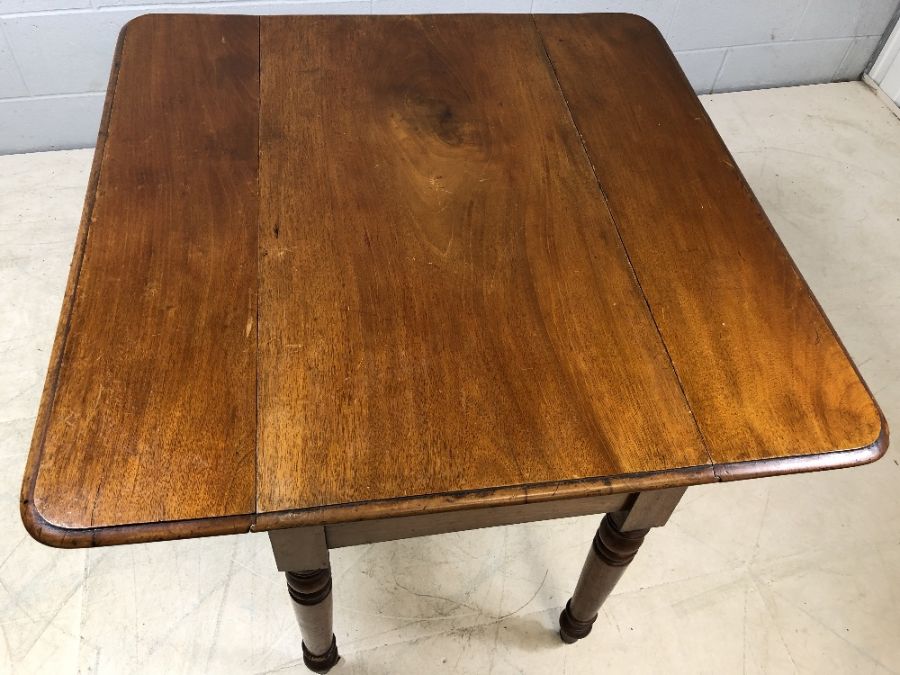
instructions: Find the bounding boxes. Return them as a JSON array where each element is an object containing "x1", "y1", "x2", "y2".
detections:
[
  {"x1": 24, "y1": 14, "x2": 259, "y2": 536},
  {"x1": 256, "y1": 15, "x2": 709, "y2": 515},
  {"x1": 21, "y1": 18, "x2": 129, "y2": 549},
  {"x1": 535, "y1": 13, "x2": 886, "y2": 470},
  {"x1": 22, "y1": 14, "x2": 887, "y2": 547}
]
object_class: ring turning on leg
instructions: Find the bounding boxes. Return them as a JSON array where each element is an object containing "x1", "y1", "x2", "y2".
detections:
[
  {"x1": 286, "y1": 569, "x2": 339, "y2": 673},
  {"x1": 559, "y1": 512, "x2": 649, "y2": 644}
]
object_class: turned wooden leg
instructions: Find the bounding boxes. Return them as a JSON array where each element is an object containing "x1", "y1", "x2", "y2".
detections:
[
  {"x1": 269, "y1": 527, "x2": 339, "y2": 673},
  {"x1": 559, "y1": 487, "x2": 685, "y2": 644},
  {"x1": 559, "y1": 512, "x2": 647, "y2": 642},
  {"x1": 286, "y1": 568, "x2": 339, "y2": 672}
]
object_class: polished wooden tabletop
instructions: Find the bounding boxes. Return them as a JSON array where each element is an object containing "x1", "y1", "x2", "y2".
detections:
[{"x1": 22, "y1": 13, "x2": 886, "y2": 547}]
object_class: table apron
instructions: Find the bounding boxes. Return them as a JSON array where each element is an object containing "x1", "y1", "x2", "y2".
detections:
[{"x1": 268, "y1": 492, "x2": 634, "y2": 570}]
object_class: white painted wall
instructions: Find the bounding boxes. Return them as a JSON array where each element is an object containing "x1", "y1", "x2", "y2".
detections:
[
  {"x1": 870, "y1": 17, "x2": 900, "y2": 101},
  {"x1": 1, "y1": 0, "x2": 898, "y2": 154}
]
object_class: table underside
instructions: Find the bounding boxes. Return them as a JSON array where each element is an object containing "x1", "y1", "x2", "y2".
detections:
[{"x1": 21, "y1": 13, "x2": 885, "y2": 547}]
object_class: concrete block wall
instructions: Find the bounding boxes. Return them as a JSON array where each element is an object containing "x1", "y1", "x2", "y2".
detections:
[{"x1": 1, "y1": 0, "x2": 898, "y2": 154}]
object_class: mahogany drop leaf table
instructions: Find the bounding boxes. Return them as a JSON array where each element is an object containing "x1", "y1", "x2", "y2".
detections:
[{"x1": 21, "y1": 13, "x2": 887, "y2": 673}]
